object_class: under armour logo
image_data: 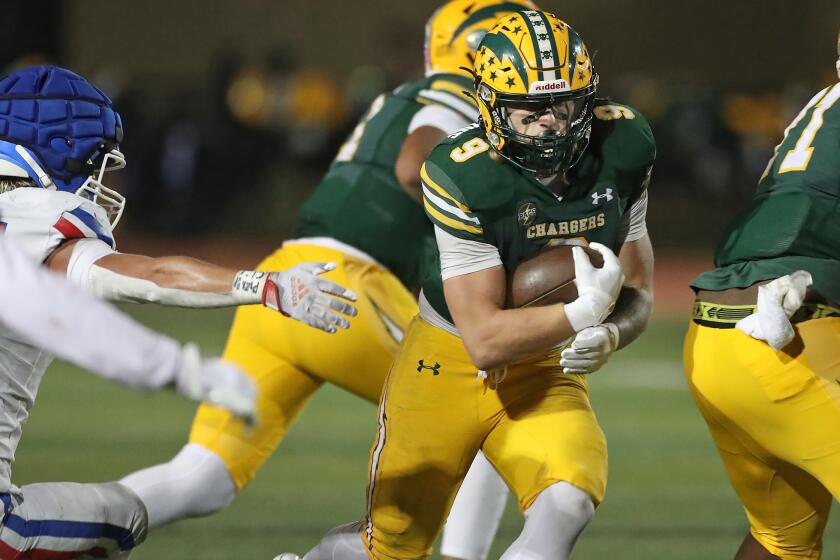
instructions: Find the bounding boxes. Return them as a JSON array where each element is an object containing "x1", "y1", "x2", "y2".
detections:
[
  {"x1": 591, "y1": 188, "x2": 614, "y2": 205},
  {"x1": 417, "y1": 360, "x2": 441, "y2": 375}
]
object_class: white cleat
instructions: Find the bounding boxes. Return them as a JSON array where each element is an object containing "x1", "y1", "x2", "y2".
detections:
[{"x1": 273, "y1": 555, "x2": 301, "y2": 560}]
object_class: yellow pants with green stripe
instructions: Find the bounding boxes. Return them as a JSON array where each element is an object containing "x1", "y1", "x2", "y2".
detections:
[
  {"x1": 684, "y1": 317, "x2": 840, "y2": 559},
  {"x1": 364, "y1": 316, "x2": 607, "y2": 560},
  {"x1": 189, "y1": 243, "x2": 418, "y2": 489}
]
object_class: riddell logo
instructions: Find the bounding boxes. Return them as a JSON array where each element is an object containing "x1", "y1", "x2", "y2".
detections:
[{"x1": 530, "y1": 80, "x2": 569, "y2": 93}]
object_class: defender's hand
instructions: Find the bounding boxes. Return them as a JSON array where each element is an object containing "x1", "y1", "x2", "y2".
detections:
[
  {"x1": 563, "y1": 243, "x2": 625, "y2": 332},
  {"x1": 175, "y1": 344, "x2": 257, "y2": 424},
  {"x1": 736, "y1": 271, "x2": 812, "y2": 350},
  {"x1": 262, "y1": 262, "x2": 358, "y2": 333},
  {"x1": 560, "y1": 323, "x2": 619, "y2": 374}
]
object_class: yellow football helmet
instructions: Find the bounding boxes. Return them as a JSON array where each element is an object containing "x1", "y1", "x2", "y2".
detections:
[
  {"x1": 472, "y1": 10, "x2": 598, "y2": 175},
  {"x1": 425, "y1": 0, "x2": 539, "y2": 77}
]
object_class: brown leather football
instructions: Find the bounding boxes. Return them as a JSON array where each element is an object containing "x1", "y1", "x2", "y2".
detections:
[{"x1": 507, "y1": 244, "x2": 604, "y2": 308}]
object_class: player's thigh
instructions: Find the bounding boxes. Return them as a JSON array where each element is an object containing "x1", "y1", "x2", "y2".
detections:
[
  {"x1": 687, "y1": 319, "x2": 840, "y2": 502},
  {"x1": 365, "y1": 317, "x2": 485, "y2": 560},
  {"x1": 190, "y1": 303, "x2": 323, "y2": 489},
  {"x1": 262, "y1": 244, "x2": 419, "y2": 404},
  {"x1": 296, "y1": 253, "x2": 418, "y2": 402},
  {"x1": 0, "y1": 482, "x2": 147, "y2": 558},
  {"x1": 482, "y1": 367, "x2": 607, "y2": 511},
  {"x1": 770, "y1": 319, "x2": 840, "y2": 501},
  {"x1": 701, "y1": 409, "x2": 829, "y2": 559},
  {"x1": 685, "y1": 322, "x2": 833, "y2": 559}
]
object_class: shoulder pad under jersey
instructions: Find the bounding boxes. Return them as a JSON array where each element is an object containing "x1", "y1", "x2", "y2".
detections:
[
  {"x1": 0, "y1": 188, "x2": 115, "y2": 263},
  {"x1": 590, "y1": 99, "x2": 656, "y2": 175}
]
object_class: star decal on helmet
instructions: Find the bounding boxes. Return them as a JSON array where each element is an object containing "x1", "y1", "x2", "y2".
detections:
[
  {"x1": 513, "y1": 25, "x2": 522, "y2": 34},
  {"x1": 508, "y1": 15, "x2": 517, "y2": 22},
  {"x1": 479, "y1": 63, "x2": 486, "y2": 72},
  {"x1": 506, "y1": 76, "x2": 515, "y2": 87},
  {"x1": 490, "y1": 70, "x2": 498, "y2": 81},
  {"x1": 488, "y1": 56, "x2": 496, "y2": 65}
]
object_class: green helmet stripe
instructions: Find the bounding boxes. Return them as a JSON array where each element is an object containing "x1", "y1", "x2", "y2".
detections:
[
  {"x1": 448, "y1": 3, "x2": 531, "y2": 47},
  {"x1": 566, "y1": 24, "x2": 581, "y2": 87},
  {"x1": 481, "y1": 31, "x2": 529, "y2": 88}
]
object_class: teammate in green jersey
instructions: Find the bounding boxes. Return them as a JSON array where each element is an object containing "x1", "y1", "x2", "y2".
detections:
[
  {"x1": 684, "y1": 35, "x2": 840, "y2": 560},
  {"x1": 118, "y1": 4, "x2": 538, "y2": 560},
  {"x1": 295, "y1": 9, "x2": 655, "y2": 560}
]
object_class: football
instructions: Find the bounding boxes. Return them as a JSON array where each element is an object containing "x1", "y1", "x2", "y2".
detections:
[{"x1": 507, "y1": 244, "x2": 604, "y2": 308}]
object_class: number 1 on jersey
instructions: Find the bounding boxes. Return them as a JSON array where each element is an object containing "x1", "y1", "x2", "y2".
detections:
[{"x1": 764, "y1": 84, "x2": 840, "y2": 176}]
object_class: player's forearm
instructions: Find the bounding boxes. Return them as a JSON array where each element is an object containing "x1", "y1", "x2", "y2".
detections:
[
  {"x1": 97, "y1": 253, "x2": 235, "y2": 293},
  {"x1": 459, "y1": 304, "x2": 575, "y2": 370},
  {"x1": 607, "y1": 286, "x2": 653, "y2": 350},
  {"x1": 141, "y1": 255, "x2": 237, "y2": 292},
  {"x1": 88, "y1": 253, "x2": 268, "y2": 308}
]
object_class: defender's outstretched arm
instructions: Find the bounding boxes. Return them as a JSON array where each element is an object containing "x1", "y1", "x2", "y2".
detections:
[
  {"x1": 46, "y1": 238, "x2": 357, "y2": 334},
  {"x1": 0, "y1": 236, "x2": 256, "y2": 420}
]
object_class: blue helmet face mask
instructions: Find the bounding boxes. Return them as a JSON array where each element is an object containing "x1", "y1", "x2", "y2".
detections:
[{"x1": 0, "y1": 66, "x2": 126, "y2": 227}]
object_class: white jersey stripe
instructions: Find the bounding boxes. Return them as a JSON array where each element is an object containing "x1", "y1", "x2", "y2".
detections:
[{"x1": 422, "y1": 185, "x2": 481, "y2": 225}]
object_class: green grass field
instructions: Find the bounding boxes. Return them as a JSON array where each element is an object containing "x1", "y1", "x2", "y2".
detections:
[{"x1": 13, "y1": 307, "x2": 839, "y2": 559}]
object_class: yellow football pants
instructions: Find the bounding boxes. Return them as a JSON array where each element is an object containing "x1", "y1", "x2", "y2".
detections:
[
  {"x1": 189, "y1": 243, "x2": 418, "y2": 489},
  {"x1": 364, "y1": 317, "x2": 607, "y2": 560},
  {"x1": 684, "y1": 318, "x2": 840, "y2": 559}
]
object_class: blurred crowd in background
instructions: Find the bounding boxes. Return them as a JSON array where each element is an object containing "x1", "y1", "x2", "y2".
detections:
[{"x1": 4, "y1": 2, "x2": 839, "y2": 249}]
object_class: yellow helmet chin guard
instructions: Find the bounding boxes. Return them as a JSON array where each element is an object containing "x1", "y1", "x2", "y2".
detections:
[{"x1": 424, "y1": 0, "x2": 539, "y2": 77}]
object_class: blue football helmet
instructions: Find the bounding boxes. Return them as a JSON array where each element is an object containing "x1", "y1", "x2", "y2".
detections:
[{"x1": 0, "y1": 66, "x2": 126, "y2": 227}]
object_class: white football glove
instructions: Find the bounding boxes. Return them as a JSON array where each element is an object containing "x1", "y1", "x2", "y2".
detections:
[
  {"x1": 234, "y1": 262, "x2": 358, "y2": 333},
  {"x1": 174, "y1": 343, "x2": 257, "y2": 424},
  {"x1": 560, "y1": 323, "x2": 619, "y2": 374},
  {"x1": 735, "y1": 270, "x2": 812, "y2": 350},
  {"x1": 563, "y1": 243, "x2": 625, "y2": 332}
]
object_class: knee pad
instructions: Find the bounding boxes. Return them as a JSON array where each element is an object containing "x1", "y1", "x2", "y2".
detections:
[
  {"x1": 170, "y1": 444, "x2": 236, "y2": 512},
  {"x1": 119, "y1": 443, "x2": 236, "y2": 528},
  {"x1": 500, "y1": 482, "x2": 595, "y2": 560},
  {"x1": 532, "y1": 481, "x2": 595, "y2": 522}
]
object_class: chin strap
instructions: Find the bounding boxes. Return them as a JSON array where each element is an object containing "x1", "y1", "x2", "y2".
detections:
[{"x1": 14, "y1": 145, "x2": 55, "y2": 189}]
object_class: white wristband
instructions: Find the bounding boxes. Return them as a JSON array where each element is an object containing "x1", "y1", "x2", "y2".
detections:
[{"x1": 230, "y1": 270, "x2": 268, "y2": 305}]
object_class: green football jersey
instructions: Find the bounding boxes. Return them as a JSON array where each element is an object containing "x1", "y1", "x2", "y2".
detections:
[
  {"x1": 292, "y1": 73, "x2": 476, "y2": 291},
  {"x1": 692, "y1": 82, "x2": 840, "y2": 302},
  {"x1": 421, "y1": 99, "x2": 656, "y2": 323}
]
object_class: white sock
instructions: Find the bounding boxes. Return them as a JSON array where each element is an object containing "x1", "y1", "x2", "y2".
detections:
[
  {"x1": 118, "y1": 443, "x2": 236, "y2": 529},
  {"x1": 499, "y1": 481, "x2": 594, "y2": 560},
  {"x1": 302, "y1": 522, "x2": 368, "y2": 560},
  {"x1": 441, "y1": 450, "x2": 509, "y2": 560}
]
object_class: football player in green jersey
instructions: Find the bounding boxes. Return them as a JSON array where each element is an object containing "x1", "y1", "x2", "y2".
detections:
[
  {"x1": 119, "y1": 3, "x2": 538, "y2": 560},
  {"x1": 684, "y1": 35, "x2": 840, "y2": 560},
  {"x1": 295, "y1": 9, "x2": 655, "y2": 560}
]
